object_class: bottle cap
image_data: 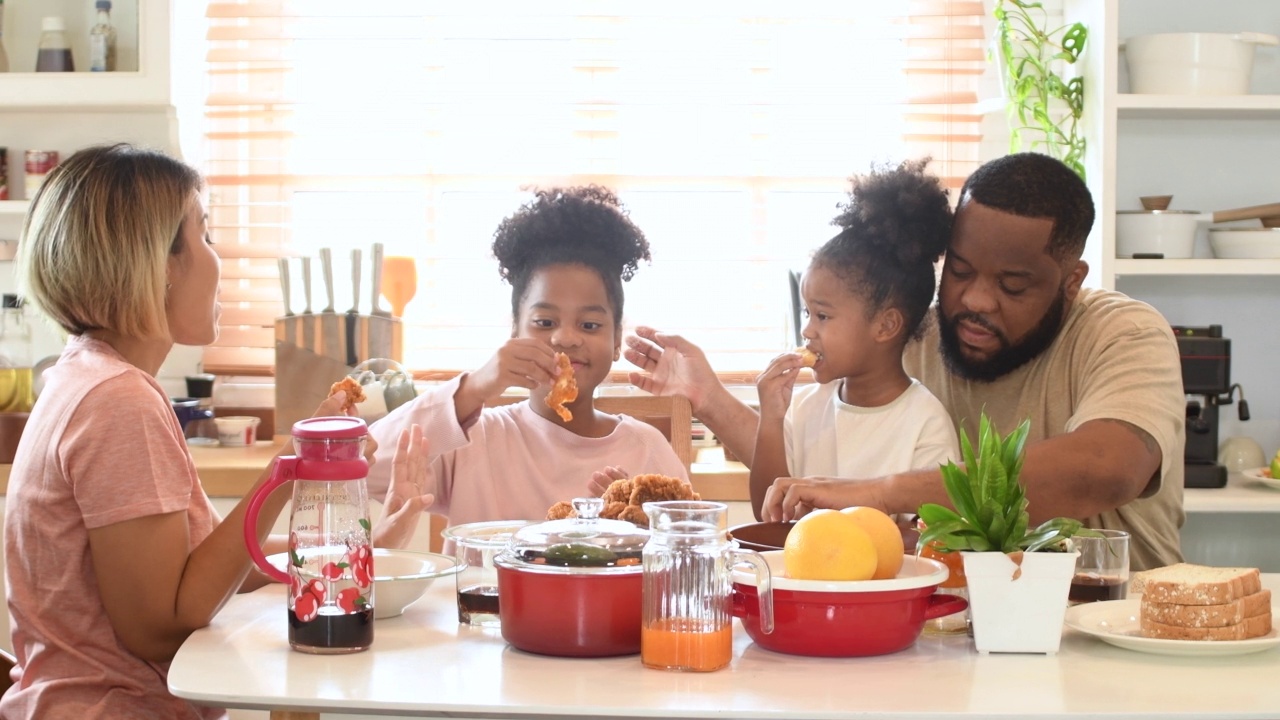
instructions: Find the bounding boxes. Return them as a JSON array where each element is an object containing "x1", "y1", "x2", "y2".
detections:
[
  {"x1": 2, "y1": 295, "x2": 22, "y2": 310},
  {"x1": 96, "y1": 0, "x2": 112, "y2": 10},
  {"x1": 41, "y1": 16, "x2": 66, "y2": 32}
]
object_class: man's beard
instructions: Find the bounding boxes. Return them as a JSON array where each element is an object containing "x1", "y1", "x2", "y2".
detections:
[{"x1": 936, "y1": 289, "x2": 1067, "y2": 383}]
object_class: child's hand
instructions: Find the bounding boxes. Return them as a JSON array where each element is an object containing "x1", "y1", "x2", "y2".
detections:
[
  {"x1": 755, "y1": 352, "x2": 806, "y2": 420},
  {"x1": 588, "y1": 465, "x2": 629, "y2": 497},
  {"x1": 373, "y1": 425, "x2": 434, "y2": 549},
  {"x1": 465, "y1": 338, "x2": 558, "y2": 403}
]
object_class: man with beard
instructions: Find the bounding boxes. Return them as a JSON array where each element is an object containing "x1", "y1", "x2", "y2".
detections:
[{"x1": 625, "y1": 153, "x2": 1184, "y2": 570}]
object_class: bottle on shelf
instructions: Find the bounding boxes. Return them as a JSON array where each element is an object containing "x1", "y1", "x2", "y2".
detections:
[
  {"x1": 36, "y1": 16, "x2": 74, "y2": 72},
  {"x1": 89, "y1": 0, "x2": 116, "y2": 72},
  {"x1": 0, "y1": 295, "x2": 35, "y2": 414},
  {"x1": 0, "y1": 0, "x2": 10, "y2": 73}
]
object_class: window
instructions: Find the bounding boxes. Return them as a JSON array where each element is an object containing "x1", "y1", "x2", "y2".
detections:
[{"x1": 200, "y1": 0, "x2": 990, "y2": 377}]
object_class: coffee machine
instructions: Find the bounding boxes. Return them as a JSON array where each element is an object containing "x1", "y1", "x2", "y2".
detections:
[{"x1": 1173, "y1": 324, "x2": 1249, "y2": 489}]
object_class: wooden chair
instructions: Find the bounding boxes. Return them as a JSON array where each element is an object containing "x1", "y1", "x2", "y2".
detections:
[
  {"x1": 425, "y1": 393, "x2": 694, "y2": 552},
  {"x1": 0, "y1": 647, "x2": 16, "y2": 695}
]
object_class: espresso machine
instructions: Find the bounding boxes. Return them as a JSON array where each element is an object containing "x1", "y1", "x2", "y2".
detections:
[{"x1": 1173, "y1": 325, "x2": 1249, "y2": 489}]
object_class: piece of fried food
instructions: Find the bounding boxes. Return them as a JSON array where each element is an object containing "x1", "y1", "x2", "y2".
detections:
[
  {"x1": 600, "y1": 501, "x2": 629, "y2": 520},
  {"x1": 617, "y1": 504, "x2": 649, "y2": 527},
  {"x1": 601, "y1": 477, "x2": 634, "y2": 505},
  {"x1": 546, "y1": 500, "x2": 576, "y2": 521},
  {"x1": 795, "y1": 346, "x2": 818, "y2": 368},
  {"x1": 328, "y1": 376, "x2": 366, "y2": 414},
  {"x1": 628, "y1": 473, "x2": 700, "y2": 507},
  {"x1": 546, "y1": 352, "x2": 578, "y2": 422}
]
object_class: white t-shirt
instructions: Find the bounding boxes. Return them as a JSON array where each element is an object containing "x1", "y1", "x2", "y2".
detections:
[{"x1": 783, "y1": 379, "x2": 958, "y2": 479}]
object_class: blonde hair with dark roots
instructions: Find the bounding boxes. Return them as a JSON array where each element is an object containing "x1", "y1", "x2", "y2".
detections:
[{"x1": 17, "y1": 144, "x2": 202, "y2": 339}]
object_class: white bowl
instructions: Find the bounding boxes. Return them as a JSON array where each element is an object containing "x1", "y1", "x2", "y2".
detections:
[
  {"x1": 1209, "y1": 228, "x2": 1280, "y2": 259},
  {"x1": 267, "y1": 548, "x2": 458, "y2": 619}
]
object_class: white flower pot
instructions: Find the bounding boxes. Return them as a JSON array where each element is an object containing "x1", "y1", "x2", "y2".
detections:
[{"x1": 962, "y1": 551, "x2": 1078, "y2": 654}]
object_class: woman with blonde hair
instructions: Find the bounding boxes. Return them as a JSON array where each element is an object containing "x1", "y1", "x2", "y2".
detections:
[{"x1": 1, "y1": 144, "x2": 426, "y2": 719}]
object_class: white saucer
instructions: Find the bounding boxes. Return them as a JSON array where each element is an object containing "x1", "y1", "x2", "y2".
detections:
[
  {"x1": 1065, "y1": 599, "x2": 1279, "y2": 657},
  {"x1": 1241, "y1": 467, "x2": 1280, "y2": 491}
]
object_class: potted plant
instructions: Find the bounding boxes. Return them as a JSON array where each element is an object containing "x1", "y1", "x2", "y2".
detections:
[
  {"x1": 917, "y1": 413, "x2": 1096, "y2": 654},
  {"x1": 993, "y1": 0, "x2": 1088, "y2": 180}
]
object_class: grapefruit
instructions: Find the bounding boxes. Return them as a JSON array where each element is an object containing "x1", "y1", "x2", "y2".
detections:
[{"x1": 783, "y1": 509, "x2": 877, "y2": 581}]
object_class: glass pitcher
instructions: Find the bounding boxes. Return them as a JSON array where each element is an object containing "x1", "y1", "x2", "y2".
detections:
[
  {"x1": 641, "y1": 500, "x2": 773, "y2": 672},
  {"x1": 244, "y1": 416, "x2": 374, "y2": 654}
]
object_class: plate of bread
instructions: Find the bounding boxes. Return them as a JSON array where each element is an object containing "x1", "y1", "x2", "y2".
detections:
[
  {"x1": 1065, "y1": 564, "x2": 1277, "y2": 656},
  {"x1": 1241, "y1": 466, "x2": 1280, "y2": 490}
]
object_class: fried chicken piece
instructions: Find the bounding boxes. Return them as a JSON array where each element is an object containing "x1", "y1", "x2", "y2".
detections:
[
  {"x1": 328, "y1": 376, "x2": 366, "y2": 414},
  {"x1": 601, "y1": 477, "x2": 634, "y2": 505},
  {"x1": 617, "y1": 504, "x2": 650, "y2": 527},
  {"x1": 795, "y1": 346, "x2": 818, "y2": 368},
  {"x1": 546, "y1": 352, "x2": 579, "y2": 422},
  {"x1": 600, "y1": 501, "x2": 629, "y2": 520},
  {"x1": 628, "y1": 473, "x2": 700, "y2": 507},
  {"x1": 546, "y1": 501, "x2": 577, "y2": 521}
]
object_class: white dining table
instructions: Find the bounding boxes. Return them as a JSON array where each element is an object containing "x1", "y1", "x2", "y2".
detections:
[{"x1": 169, "y1": 575, "x2": 1280, "y2": 720}]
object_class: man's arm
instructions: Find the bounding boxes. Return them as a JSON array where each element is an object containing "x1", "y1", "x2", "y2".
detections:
[
  {"x1": 764, "y1": 417, "x2": 1160, "y2": 522},
  {"x1": 625, "y1": 326, "x2": 760, "y2": 465}
]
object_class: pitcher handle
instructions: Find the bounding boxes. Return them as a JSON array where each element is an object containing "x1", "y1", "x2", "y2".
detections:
[
  {"x1": 243, "y1": 455, "x2": 298, "y2": 583},
  {"x1": 731, "y1": 549, "x2": 773, "y2": 634}
]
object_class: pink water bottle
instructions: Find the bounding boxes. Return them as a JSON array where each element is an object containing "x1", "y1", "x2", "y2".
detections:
[{"x1": 245, "y1": 416, "x2": 375, "y2": 654}]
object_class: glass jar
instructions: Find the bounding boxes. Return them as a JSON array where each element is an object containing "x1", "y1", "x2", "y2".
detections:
[{"x1": 918, "y1": 534, "x2": 970, "y2": 636}]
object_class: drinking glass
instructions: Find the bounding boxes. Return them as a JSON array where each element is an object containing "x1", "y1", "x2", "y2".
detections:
[
  {"x1": 1069, "y1": 529, "x2": 1130, "y2": 604},
  {"x1": 440, "y1": 521, "x2": 529, "y2": 627},
  {"x1": 380, "y1": 255, "x2": 418, "y2": 318}
]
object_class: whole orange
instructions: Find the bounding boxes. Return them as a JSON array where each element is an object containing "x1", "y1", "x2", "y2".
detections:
[
  {"x1": 840, "y1": 507, "x2": 904, "y2": 580},
  {"x1": 783, "y1": 509, "x2": 877, "y2": 581}
]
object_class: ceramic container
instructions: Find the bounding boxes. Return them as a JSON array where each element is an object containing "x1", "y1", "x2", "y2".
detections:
[
  {"x1": 215, "y1": 415, "x2": 261, "y2": 446},
  {"x1": 1124, "y1": 33, "x2": 1280, "y2": 95},
  {"x1": 1208, "y1": 228, "x2": 1280, "y2": 259},
  {"x1": 1115, "y1": 210, "x2": 1200, "y2": 258},
  {"x1": 963, "y1": 550, "x2": 1078, "y2": 654}
]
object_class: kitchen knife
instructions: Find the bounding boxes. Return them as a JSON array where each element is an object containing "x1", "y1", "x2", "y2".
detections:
[
  {"x1": 367, "y1": 243, "x2": 394, "y2": 362},
  {"x1": 346, "y1": 248, "x2": 363, "y2": 367},
  {"x1": 277, "y1": 257, "x2": 296, "y2": 346},
  {"x1": 300, "y1": 256, "x2": 316, "y2": 353},
  {"x1": 319, "y1": 248, "x2": 342, "y2": 361}
]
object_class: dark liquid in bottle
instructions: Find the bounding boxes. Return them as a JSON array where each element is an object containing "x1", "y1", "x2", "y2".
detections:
[
  {"x1": 1068, "y1": 574, "x2": 1127, "y2": 604},
  {"x1": 458, "y1": 583, "x2": 500, "y2": 622},
  {"x1": 288, "y1": 607, "x2": 373, "y2": 653},
  {"x1": 36, "y1": 49, "x2": 75, "y2": 72}
]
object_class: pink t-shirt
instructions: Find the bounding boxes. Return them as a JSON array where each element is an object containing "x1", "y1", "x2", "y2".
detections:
[
  {"x1": 367, "y1": 376, "x2": 690, "y2": 527},
  {"x1": 2, "y1": 336, "x2": 223, "y2": 720}
]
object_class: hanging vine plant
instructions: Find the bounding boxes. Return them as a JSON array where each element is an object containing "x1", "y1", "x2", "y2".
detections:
[{"x1": 993, "y1": 0, "x2": 1088, "y2": 180}]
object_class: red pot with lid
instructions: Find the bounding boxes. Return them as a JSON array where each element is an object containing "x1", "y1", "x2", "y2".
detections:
[{"x1": 494, "y1": 498, "x2": 648, "y2": 657}]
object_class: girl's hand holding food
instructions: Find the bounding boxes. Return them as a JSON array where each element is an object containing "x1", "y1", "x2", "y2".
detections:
[
  {"x1": 755, "y1": 352, "x2": 806, "y2": 420},
  {"x1": 463, "y1": 338, "x2": 558, "y2": 404}
]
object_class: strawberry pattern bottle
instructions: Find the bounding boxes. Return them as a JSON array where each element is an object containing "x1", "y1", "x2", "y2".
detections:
[{"x1": 245, "y1": 416, "x2": 375, "y2": 653}]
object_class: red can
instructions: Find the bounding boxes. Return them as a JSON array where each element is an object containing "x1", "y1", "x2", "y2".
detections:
[{"x1": 24, "y1": 150, "x2": 60, "y2": 200}]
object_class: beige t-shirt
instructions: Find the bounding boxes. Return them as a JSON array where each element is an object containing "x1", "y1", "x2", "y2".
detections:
[
  {"x1": 2, "y1": 336, "x2": 223, "y2": 720},
  {"x1": 903, "y1": 288, "x2": 1185, "y2": 571}
]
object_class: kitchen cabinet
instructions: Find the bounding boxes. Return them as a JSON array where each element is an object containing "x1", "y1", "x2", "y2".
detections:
[
  {"x1": 0, "y1": 0, "x2": 162, "y2": 108},
  {"x1": 1065, "y1": 0, "x2": 1280, "y2": 455}
]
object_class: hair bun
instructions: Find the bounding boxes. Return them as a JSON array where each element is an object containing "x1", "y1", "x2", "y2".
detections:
[{"x1": 831, "y1": 158, "x2": 951, "y2": 268}]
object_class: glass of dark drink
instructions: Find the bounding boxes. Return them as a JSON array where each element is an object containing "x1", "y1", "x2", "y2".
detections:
[
  {"x1": 1068, "y1": 529, "x2": 1130, "y2": 605},
  {"x1": 441, "y1": 520, "x2": 530, "y2": 627}
]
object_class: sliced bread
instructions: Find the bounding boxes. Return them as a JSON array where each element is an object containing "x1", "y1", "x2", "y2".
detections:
[
  {"x1": 1140, "y1": 612, "x2": 1272, "y2": 641},
  {"x1": 1131, "y1": 563, "x2": 1262, "y2": 606},
  {"x1": 1141, "y1": 589, "x2": 1271, "y2": 628}
]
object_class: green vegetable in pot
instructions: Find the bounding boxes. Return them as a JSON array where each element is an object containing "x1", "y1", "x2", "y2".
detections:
[{"x1": 542, "y1": 543, "x2": 619, "y2": 567}]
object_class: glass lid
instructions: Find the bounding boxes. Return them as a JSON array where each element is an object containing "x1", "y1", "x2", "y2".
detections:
[{"x1": 496, "y1": 498, "x2": 649, "y2": 574}]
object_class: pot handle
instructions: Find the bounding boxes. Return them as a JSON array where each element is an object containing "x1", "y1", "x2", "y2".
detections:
[
  {"x1": 1211, "y1": 202, "x2": 1280, "y2": 224},
  {"x1": 923, "y1": 592, "x2": 969, "y2": 620},
  {"x1": 1234, "y1": 32, "x2": 1280, "y2": 47}
]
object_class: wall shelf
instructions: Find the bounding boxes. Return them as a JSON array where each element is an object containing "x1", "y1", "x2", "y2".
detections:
[
  {"x1": 1113, "y1": 259, "x2": 1280, "y2": 276},
  {"x1": 0, "y1": 201, "x2": 31, "y2": 217},
  {"x1": 1116, "y1": 94, "x2": 1280, "y2": 119}
]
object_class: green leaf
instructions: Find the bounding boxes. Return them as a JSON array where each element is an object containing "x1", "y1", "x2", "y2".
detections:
[{"x1": 359, "y1": 518, "x2": 372, "y2": 532}]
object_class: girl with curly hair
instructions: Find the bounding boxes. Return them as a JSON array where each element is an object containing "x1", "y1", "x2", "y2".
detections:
[
  {"x1": 748, "y1": 159, "x2": 960, "y2": 519},
  {"x1": 367, "y1": 186, "x2": 689, "y2": 533}
]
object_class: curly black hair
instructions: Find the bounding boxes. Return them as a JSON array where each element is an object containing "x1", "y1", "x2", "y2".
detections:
[
  {"x1": 491, "y1": 185, "x2": 651, "y2": 329},
  {"x1": 959, "y1": 152, "x2": 1095, "y2": 261},
  {"x1": 817, "y1": 158, "x2": 952, "y2": 342}
]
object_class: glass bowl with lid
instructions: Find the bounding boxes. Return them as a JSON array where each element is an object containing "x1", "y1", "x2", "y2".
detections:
[{"x1": 494, "y1": 498, "x2": 649, "y2": 657}]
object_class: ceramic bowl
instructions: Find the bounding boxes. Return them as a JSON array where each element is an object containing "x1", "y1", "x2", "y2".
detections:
[
  {"x1": 730, "y1": 551, "x2": 963, "y2": 657},
  {"x1": 371, "y1": 549, "x2": 459, "y2": 618}
]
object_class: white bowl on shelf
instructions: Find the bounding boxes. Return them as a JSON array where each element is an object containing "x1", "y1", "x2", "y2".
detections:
[{"x1": 1208, "y1": 228, "x2": 1280, "y2": 259}]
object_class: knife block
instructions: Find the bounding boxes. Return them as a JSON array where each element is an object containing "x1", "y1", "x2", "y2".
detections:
[{"x1": 273, "y1": 313, "x2": 404, "y2": 436}]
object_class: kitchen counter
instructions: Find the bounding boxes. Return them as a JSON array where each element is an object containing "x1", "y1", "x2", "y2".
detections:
[{"x1": 169, "y1": 574, "x2": 1280, "y2": 720}]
